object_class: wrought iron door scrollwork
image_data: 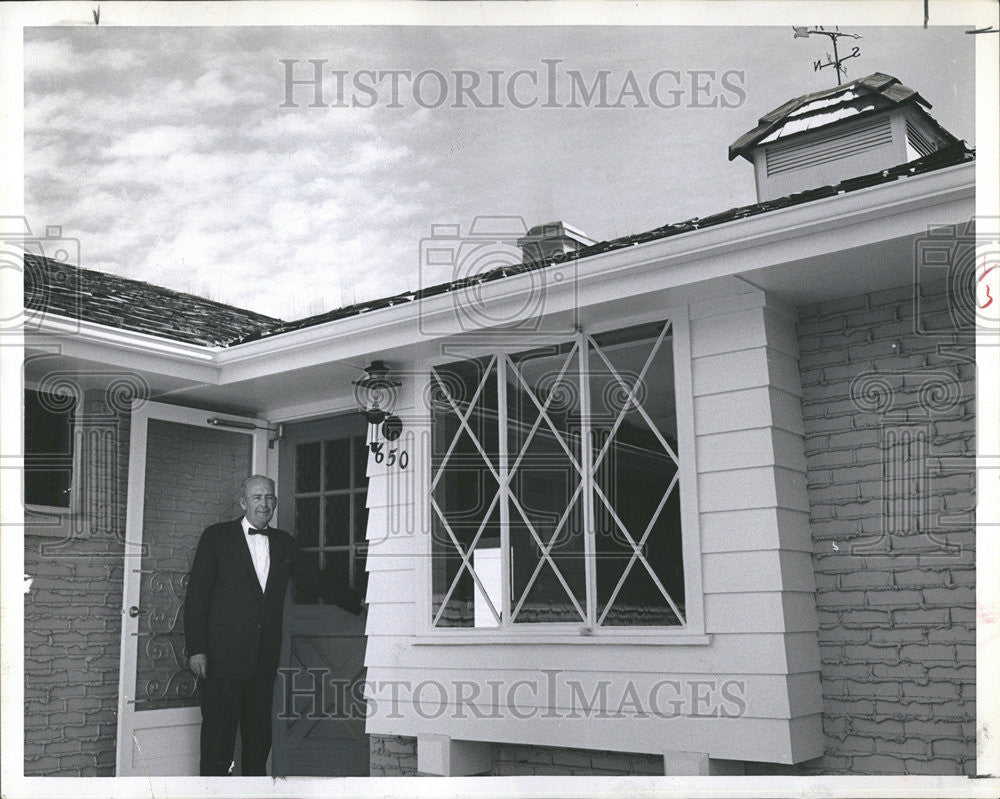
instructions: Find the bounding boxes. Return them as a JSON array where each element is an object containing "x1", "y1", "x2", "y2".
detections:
[{"x1": 135, "y1": 568, "x2": 197, "y2": 708}]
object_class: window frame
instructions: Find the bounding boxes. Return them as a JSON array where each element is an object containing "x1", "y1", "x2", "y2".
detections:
[
  {"x1": 23, "y1": 380, "x2": 83, "y2": 520},
  {"x1": 417, "y1": 304, "x2": 706, "y2": 642}
]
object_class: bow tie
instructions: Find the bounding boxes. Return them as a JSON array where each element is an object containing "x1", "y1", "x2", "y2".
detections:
[{"x1": 247, "y1": 527, "x2": 269, "y2": 536}]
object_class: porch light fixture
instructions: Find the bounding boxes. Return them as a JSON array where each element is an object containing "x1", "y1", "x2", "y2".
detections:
[{"x1": 352, "y1": 361, "x2": 403, "y2": 447}]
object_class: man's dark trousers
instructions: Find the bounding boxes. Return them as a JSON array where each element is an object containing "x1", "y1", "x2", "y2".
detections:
[{"x1": 198, "y1": 665, "x2": 275, "y2": 776}]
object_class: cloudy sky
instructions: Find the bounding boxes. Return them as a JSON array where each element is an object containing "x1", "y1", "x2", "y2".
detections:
[{"x1": 24, "y1": 20, "x2": 976, "y2": 321}]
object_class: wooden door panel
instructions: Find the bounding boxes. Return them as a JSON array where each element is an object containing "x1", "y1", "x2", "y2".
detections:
[{"x1": 273, "y1": 414, "x2": 370, "y2": 777}]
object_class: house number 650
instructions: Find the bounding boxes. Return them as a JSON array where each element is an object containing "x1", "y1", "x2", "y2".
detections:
[{"x1": 372, "y1": 442, "x2": 408, "y2": 470}]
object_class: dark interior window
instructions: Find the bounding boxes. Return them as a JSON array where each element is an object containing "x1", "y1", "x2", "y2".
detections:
[{"x1": 24, "y1": 388, "x2": 76, "y2": 509}]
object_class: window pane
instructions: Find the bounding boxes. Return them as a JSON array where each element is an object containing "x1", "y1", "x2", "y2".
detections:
[
  {"x1": 590, "y1": 320, "x2": 683, "y2": 627},
  {"x1": 295, "y1": 442, "x2": 320, "y2": 493},
  {"x1": 432, "y1": 501, "x2": 501, "y2": 628},
  {"x1": 295, "y1": 496, "x2": 320, "y2": 549},
  {"x1": 353, "y1": 492, "x2": 369, "y2": 543},
  {"x1": 431, "y1": 357, "x2": 502, "y2": 626},
  {"x1": 24, "y1": 389, "x2": 76, "y2": 508},
  {"x1": 510, "y1": 491, "x2": 585, "y2": 623},
  {"x1": 324, "y1": 438, "x2": 351, "y2": 491},
  {"x1": 507, "y1": 341, "x2": 585, "y2": 624},
  {"x1": 431, "y1": 357, "x2": 498, "y2": 472},
  {"x1": 324, "y1": 494, "x2": 350, "y2": 547},
  {"x1": 508, "y1": 342, "x2": 582, "y2": 466},
  {"x1": 354, "y1": 543, "x2": 369, "y2": 596},
  {"x1": 353, "y1": 437, "x2": 368, "y2": 486}
]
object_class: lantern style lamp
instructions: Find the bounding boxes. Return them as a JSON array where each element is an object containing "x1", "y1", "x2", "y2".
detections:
[{"x1": 352, "y1": 361, "x2": 403, "y2": 447}]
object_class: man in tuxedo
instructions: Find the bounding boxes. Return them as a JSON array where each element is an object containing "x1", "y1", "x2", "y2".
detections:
[{"x1": 184, "y1": 474, "x2": 360, "y2": 776}]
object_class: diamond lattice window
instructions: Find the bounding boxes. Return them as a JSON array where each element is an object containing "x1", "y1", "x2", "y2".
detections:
[{"x1": 430, "y1": 320, "x2": 684, "y2": 629}]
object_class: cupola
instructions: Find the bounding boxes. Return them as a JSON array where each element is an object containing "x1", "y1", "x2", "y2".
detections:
[{"x1": 729, "y1": 72, "x2": 961, "y2": 201}]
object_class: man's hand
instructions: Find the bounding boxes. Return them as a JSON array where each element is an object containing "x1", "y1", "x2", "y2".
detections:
[{"x1": 188, "y1": 653, "x2": 208, "y2": 679}]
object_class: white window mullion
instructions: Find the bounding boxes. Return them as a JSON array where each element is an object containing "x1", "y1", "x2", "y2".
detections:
[
  {"x1": 577, "y1": 330, "x2": 597, "y2": 629},
  {"x1": 497, "y1": 353, "x2": 511, "y2": 628}
]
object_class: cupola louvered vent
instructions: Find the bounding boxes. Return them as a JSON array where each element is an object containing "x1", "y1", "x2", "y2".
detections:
[
  {"x1": 730, "y1": 74, "x2": 960, "y2": 202},
  {"x1": 906, "y1": 119, "x2": 936, "y2": 158},
  {"x1": 765, "y1": 115, "x2": 893, "y2": 177}
]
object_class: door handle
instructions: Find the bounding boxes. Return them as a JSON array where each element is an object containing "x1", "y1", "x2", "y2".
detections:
[{"x1": 128, "y1": 606, "x2": 139, "y2": 618}]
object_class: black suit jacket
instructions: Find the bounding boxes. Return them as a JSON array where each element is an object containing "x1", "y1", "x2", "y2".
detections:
[{"x1": 184, "y1": 518, "x2": 361, "y2": 679}]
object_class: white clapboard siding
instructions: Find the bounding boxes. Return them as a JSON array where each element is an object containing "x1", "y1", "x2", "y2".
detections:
[
  {"x1": 696, "y1": 427, "x2": 807, "y2": 473},
  {"x1": 688, "y1": 290, "x2": 767, "y2": 320},
  {"x1": 362, "y1": 290, "x2": 823, "y2": 764},
  {"x1": 699, "y1": 507, "x2": 812, "y2": 553},
  {"x1": 762, "y1": 305, "x2": 800, "y2": 359},
  {"x1": 366, "y1": 710, "x2": 823, "y2": 765},
  {"x1": 692, "y1": 347, "x2": 801, "y2": 397},
  {"x1": 363, "y1": 667, "x2": 821, "y2": 720},
  {"x1": 365, "y1": 567, "x2": 416, "y2": 604},
  {"x1": 697, "y1": 465, "x2": 809, "y2": 514},
  {"x1": 691, "y1": 309, "x2": 770, "y2": 358},
  {"x1": 366, "y1": 471, "x2": 419, "y2": 510},
  {"x1": 703, "y1": 550, "x2": 816, "y2": 594},
  {"x1": 785, "y1": 631, "x2": 823, "y2": 672},
  {"x1": 364, "y1": 596, "x2": 415, "y2": 636},
  {"x1": 366, "y1": 536, "x2": 421, "y2": 570},
  {"x1": 705, "y1": 592, "x2": 818, "y2": 634},
  {"x1": 693, "y1": 387, "x2": 804, "y2": 437},
  {"x1": 364, "y1": 631, "x2": 818, "y2": 676}
]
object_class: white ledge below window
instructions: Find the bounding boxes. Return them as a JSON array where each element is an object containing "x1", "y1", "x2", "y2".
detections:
[{"x1": 412, "y1": 631, "x2": 713, "y2": 646}]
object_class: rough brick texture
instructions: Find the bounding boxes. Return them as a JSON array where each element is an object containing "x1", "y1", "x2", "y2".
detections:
[
  {"x1": 369, "y1": 734, "x2": 418, "y2": 776},
  {"x1": 24, "y1": 400, "x2": 252, "y2": 775},
  {"x1": 368, "y1": 736, "x2": 662, "y2": 777},
  {"x1": 491, "y1": 743, "x2": 663, "y2": 776},
  {"x1": 780, "y1": 281, "x2": 976, "y2": 776},
  {"x1": 24, "y1": 391, "x2": 130, "y2": 776}
]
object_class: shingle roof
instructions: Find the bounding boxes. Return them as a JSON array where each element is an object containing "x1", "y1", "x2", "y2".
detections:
[
  {"x1": 26, "y1": 140, "x2": 974, "y2": 349},
  {"x1": 728, "y1": 72, "x2": 952, "y2": 161},
  {"x1": 24, "y1": 254, "x2": 282, "y2": 347},
  {"x1": 237, "y1": 140, "x2": 974, "y2": 343}
]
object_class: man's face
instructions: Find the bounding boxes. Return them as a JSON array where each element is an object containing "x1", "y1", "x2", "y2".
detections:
[{"x1": 241, "y1": 478, "x2": 276, "y2": 529}]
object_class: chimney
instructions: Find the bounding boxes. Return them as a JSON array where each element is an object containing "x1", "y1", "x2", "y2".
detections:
[
  {"x1": 517, "y1": 221, "x2": 596, "y2": 266},
  {"x1": 729, "y1": 73, "x2": 961, "y2": 202}
]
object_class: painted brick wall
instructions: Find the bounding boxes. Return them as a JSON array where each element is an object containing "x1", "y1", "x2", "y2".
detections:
[
  {"x1": 370, "y1": 734, "x2": 418, "y2": 776},
  {"x1": 368, "y1": 735, "x2": 663, "y2": 777},
  {"x1": 491, "y1": 743, "x2": 663, "y2": 776},
  {"x1": 771, "y1": 282, "x2": 976, "y2": 776},
  {"x1": 24, "y1": 390, "x2": 130, "y2": 776}
]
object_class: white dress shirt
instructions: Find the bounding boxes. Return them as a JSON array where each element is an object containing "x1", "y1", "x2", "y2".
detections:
[{"x1": 241, "y1": 516, "x2": 270, "y2": 591}]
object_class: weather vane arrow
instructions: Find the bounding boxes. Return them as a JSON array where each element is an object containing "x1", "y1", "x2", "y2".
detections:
[{"x1": 793, "y1": 26, "x2": 862, "y2": 85}]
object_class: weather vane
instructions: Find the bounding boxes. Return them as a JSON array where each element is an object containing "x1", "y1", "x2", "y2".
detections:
[{"x1": 793, "y1": 26, "x2": 862, "y2": 85}]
